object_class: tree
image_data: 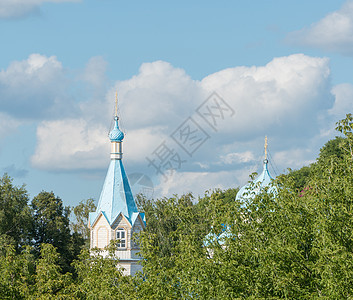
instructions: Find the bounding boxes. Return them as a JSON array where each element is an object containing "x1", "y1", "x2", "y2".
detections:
[
  {"x1": 31, "y1": 191, "x2": 83, "y2": 274},
  {"x1": 71, "y1": 198, "x2": 96, "y2": 247},
  {"x1": 0, "y1": 174, "x2": 32, "y2": 250},
  {"x1": 0, "y1": 241, "x2": 35, "y2": 299},
  {"x1": 336, "y1": 112, "x2": 353, "y2": 159},
  {"x1": 134, "y1": 112, "x2": 353, "y2": 298},
  {"x1": 34, "y1": 244, "x2": 72, "y2": 299},
  {"x1": 70, "y1": 240, "x2": 133, "y2": 299},
  {"x1": 135, "y1": 190, "x2": 238, "y2": 298}
]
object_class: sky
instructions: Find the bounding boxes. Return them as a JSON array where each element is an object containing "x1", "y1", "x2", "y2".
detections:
[{"x1": 1, "y1": 0, "x2": 353, "y2": 207}]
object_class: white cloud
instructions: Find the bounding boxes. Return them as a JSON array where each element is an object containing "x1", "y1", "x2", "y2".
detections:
[
  {"x1": 286, "y1": 1, "x2": 353, "y2": 55},
  {"x1": 31, "y1": 119, "x2": 109, "y2": 171},
  {"x1": 28, "y1": 54, "x2": 345, "y2": 197},
  {"x1": 153, "y1": 165, "x2": 266, "y2": 198},
  {"x1": 273, "y1": 148, "x2": 316, "y2": 170},
  {"x1": 154, "y1": 170, "x2": 236, "y2": 198},
  {"x1": 0, "y1": 112, "x2": 21, "y2": 139},
  {"x1": 330, "y1": 83, "x2": 353, "y2": 118},
  {"x1": 2, "y1": 164, "x2": 28, "y2": 178},
  {"x1": 200, "y1": 54, "x2": 332, "y2": 139},
  {"x1": 0, "y1": 54, "x2": 76, "y2": 119},
  {"x1": 0, "y1": 0, "x2": 79, "y2": 19},
  {"x1": 80, "y1": 56, "x2": 108, "y2": 89},
  {"x1": 114, "y1": 60, "x2": 203, "y2": 131},
  {"x1": 220, "y1": 151, "x2": 255, "y2": 165}
]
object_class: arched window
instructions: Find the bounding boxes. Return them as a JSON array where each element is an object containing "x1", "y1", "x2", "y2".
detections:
[
  {"x1": 116, "y1": 228, "x2": 126, "y2": 248},
  {"x1": 97, "y1": 227, "x2": 108, "y2": 249}
]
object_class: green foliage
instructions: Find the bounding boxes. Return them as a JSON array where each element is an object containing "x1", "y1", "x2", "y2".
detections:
[
  {"x1": 31, "y1": 191, "x2": 84, "y2": 274},
  {"x1": 280, "y1": 165, "x2": 313, "y2": 192},
  {"x1": 135, "y1": 189, "x2": 239, "y2": 299},
  {"x1": 70, "y1": 241, "x2": 130, "y2": 299},
  {"x1": 0, "y1": 242, "x2": 35, "y2": 299},
  {"x1": 34, "y1": 244, "x2": 72, "y2": 299},
  {"x1": 71, "y1": 198, "x2": 96, "y2": 244},
  {"x1": 131, "y1": 113, "x2": 353, "y2": 298},
  {"x1": 1, "y1": 115, "x2": 353, "y2": 298},
  {"x1": 0, "y1": 174, "x2": 32, "y2": 250},
  {"x1": 318, "y1": 136, "x2": 346, "y2": 161},
  {"x1": 336, "y1": 112, "x2": 353, "y2": 159}
]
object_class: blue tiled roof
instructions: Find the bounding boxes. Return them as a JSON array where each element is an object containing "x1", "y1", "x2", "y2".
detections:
[{"x1": 90, "y1": 159, "x2": 139, "y2": 226}]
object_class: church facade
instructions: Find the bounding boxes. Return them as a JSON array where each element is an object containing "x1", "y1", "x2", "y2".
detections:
[{"x1": 88, "y1": 105, "x2": 145, "y2": 276}]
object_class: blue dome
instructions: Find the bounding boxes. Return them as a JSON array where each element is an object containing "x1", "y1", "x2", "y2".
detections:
[
  {"x1": 109, "y1": 117, "x2": 124, "y2": 142},
  {"x1": 235, "y1": 159, "x2": 275, "y2": 201}
]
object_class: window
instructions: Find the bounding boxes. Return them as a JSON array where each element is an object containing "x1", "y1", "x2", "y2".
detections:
[
  {"x1": 116, "y1": 228, "x2": 126, "y2": 248},
  {"x1": 97, "y1": 227, "x2": 108, "y2": 249}
]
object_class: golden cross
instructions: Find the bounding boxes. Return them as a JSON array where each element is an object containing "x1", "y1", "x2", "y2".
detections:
[
  {"x1": 115, "y1": 91, "x2": 118, "y2": 117},
  {"x1": 264, "y1": 136, "x2": 268, "y2": 160}
]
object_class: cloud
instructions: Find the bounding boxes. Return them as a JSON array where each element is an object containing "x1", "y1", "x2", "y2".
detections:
[
  {"x1": 273, "y1": 148, "x2": 316, "y2": 170},
  {"x1": 2, "y1": 164, "x2": 28, "y2": 178},
  {"x1": 200, "y1": 54, "x2": 332, "y2": 141},
  {"x1": 220, "y1": 151, "x2": 256, "y2": 165},
  {"x1": 154, "y1": 170, "x2": 236, "y2": 198},
  {"x1": 0, "y1": 54, "x2": 112, "y2": 123},
  {"x1": 29, "y1": 54, "x2": 348, "y2": 196},
  {"x1": 0, "y1": 54, "x2": 77, "y2": 120},
  {"x1": 0, "y1": 0, "x2": 79, "y2": 19},
  {"x1": 154, "y1": 165, "x2": 267, "y2": 198},
  {"x1": 0, "y1": 112, "x2": 21, "y2": 139},
  {"x1": 286, "y1": 1, "x2": 353, "y2": 55},
  {"x1": 31, "y1": 119, "x2": 109, "y2": 171},
  {"x1": 330, "y1": 83, "x2": 353, "y2": 118},
  {"x1": 115, "y1": 60, "x2": 203, "y2": 131},
  {"x1": 80, "y1": 56, "x2": 108, "y2": 89}
]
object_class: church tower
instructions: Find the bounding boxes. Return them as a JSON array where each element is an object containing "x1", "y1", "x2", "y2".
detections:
[
  {"x1": 205, "y1": 137, "x2": 276, "y2": 248},
  {"x1": 88, "y1": 94, "x2": 146, "y2": 276},
  {"x1": 235, "y1": 136, "x2": 275, "y2": 200}
]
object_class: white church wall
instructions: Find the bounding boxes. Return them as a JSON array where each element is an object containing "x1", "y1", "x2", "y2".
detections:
[
  {"x1": 118, "y1": 261, "x2": 142, "y2": 276},
  {"x1": 130, "y1": 262, "x2": 143, "y2": 276},
  {"x1": 92, "y1": 214, "x2": 111, "y2": 249},
  {"x1": 97, "y1": 227, "x2": 108, "y2": 249}
]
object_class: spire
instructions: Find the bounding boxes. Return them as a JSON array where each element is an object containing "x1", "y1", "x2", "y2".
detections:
[
  {"x1": 263, "y1": 135, "x2": 269, "y2": 171},
  {"x1": 89, "y1": 92, "x2": 140, "y2": 226},
  {"x1": 235, "y1": 136, "x2": 275, "y2": 201},
  {"x1": 115, "y1": 91, "x2": 118, "y2": 118},
  {"x1": 109, "y1": 91, "x2": 124, "y2": 159}
]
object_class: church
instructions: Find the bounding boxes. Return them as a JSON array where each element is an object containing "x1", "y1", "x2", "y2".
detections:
[
  {"x1": 235, "y1": 136, "x2": 276, "y2": 201},
  {"x1": 205, "y1": 137, "x2": 276, "y2": 248},
  {"x1": 88, "y1": 97, "x2": 275, "y2": 275},
  {"x1": 88, "y1": 100, "x2": 146, "y2": 276}
]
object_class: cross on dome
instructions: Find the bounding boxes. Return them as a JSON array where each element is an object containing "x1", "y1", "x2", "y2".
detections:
[
  {"x1": 235, "y1": 136, "x2": 275, "y2": 201},
  {"x1": 109, "y1": 92, "x2": 124, "y2": 142}
]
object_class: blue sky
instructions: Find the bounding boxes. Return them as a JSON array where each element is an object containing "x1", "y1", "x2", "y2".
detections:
[{"x1": 1, "y1": 0, "x2": 353, "y2": 207}]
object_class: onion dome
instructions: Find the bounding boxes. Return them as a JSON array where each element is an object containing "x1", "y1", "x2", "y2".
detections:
[
  {"x1": 235, "y1": 137, "x2": 276, "y2": 201},
  {"x1": 235, "y1": 158, "x2": 274, "y2": 200},
  {"x1": 109, "y1": 116, "x2": 124, "y2": 142}
]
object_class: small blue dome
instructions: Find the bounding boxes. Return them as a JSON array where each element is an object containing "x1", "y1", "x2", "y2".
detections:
[
  {"x1": 109, "y1": 117, "x2": 124, "y2": 142},
  {"x1": 235, "y1": 159, "x2": 275, "y2": 201}
]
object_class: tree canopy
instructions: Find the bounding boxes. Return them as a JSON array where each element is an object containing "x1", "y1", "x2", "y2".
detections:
[{"x1": 0, "y1": 114, "x2": 353, "y2": 298}]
